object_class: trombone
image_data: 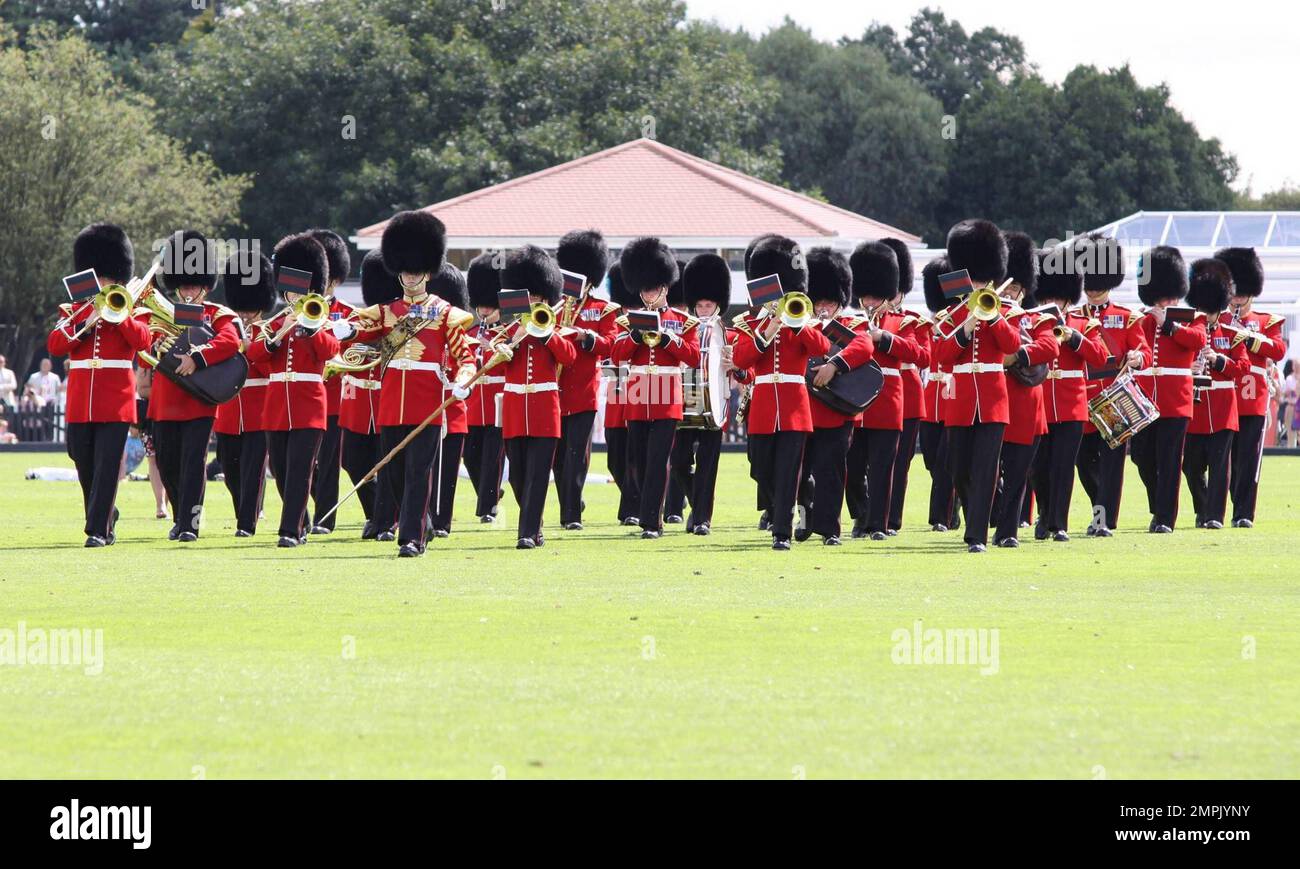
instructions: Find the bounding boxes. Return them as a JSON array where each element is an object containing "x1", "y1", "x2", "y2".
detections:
[
  {"x1": 966, "y1": 286, "x2": 1002, "y2": 321},
  {"x1": 776, "y1": 291, "x2": 812, "y2": 328},
  {"x1": 254, "y1": 293, "x2": 330, "y2": 345},
  {"x1": 520, "y1": 301, "x2": 556, "y2": 339}
]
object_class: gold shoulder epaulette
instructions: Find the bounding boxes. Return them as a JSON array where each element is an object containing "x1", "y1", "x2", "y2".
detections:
[
  {"x1": 209, "y1": 303, "x2": 237, "y2": 320},
  {"x1": 680, "y1": 315, "x2": 699, "y2": 333},
  {"x1": 1127, "y1": 312, "x2": 1142, "y2": 327},
  {"x1": 616, "y1": 314, "x2": 630, "y2": 330},
  {"x1": 846, "y1": 315, "x2": 871, "y2": 329},
  {"x1": 448, "y1": 305, "x2": 474, "y2": 330},
  {"x1": 1267, "y1": 314, "x2": 1285, "y2": 329}
]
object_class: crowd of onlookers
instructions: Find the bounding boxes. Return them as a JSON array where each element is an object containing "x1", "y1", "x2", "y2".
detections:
[{"x1": 0, "y1": 354, "x2": 68, "y2": 443}]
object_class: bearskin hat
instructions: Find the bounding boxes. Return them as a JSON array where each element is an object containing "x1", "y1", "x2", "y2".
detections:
[
  {"x1": 744, "y1": 233, "x2": 782, "y2": 272},
  {"x1": 746, "y1": 235, "x2": 808, "y2": 293},
  {"x1": 159, "y1": 229, "x2": 219, "y2": 294},
  {"x1": 222, "y1": 252, "x2": 274, "y2": 314},
  {"x1": 556, "y1": 229, "x2": 609, "y2": 290},
  {"x1": 1136, "y1": 246, "x2": 1188, "y2": 307},
  {"x1": 806, "y1": 247, "x2": 852, "y2": 307},
  {"x1": 308, "y1": 228, "x2": 351, "y2": 287},
  {"x1": 879, "y1": 237, "x2": 914, "y2": 300},
  {"x1": 1004, "y1": 231, "x2": 1039, "y2": 304},
  {"x1": 430, "y1": 261, "x2": 469, "y2": 310},
  {"x1": 620, "y1": 237, "x2": 679, "y2": 295},
  {"x1": 1072, "y1": 232, "x2": 1126, "y2": 293},
  {"x1": 272, "y1": 232, "x2": 330, "y2": 295},
  {"x1": 683, "y1": 254, "x2": 732, "y2": 310},
  {"x1": 1214, "y1": 246, "x2": 1264, "y2": 297},
  {"x1": 1187, "y1": 258, "x2": 1233, "y2": 314},
  {"x1": 503, "y1": 245, "x2": 562, "y2": 306},
  {"x1": 381, "y1": 210, "x2": 446, "y2": 276},
  {"x1": 666, "y1": 259, "x2": 688, "y2": 308},
  {"x1": 850, "y1": 241, "x2": 900, "y2": 301},
  {"x1": 922, "y1": 255, "x2": 951, "y2": 315},
  {"x1": 466, "y1": 252, "x2": 501, "y2": 310},
  {"x1": 73, "y1": 223, "x2": 134, "y2": 285},
  {"x1": 1035, "y1": 247, "x2": 1083, "y2": 307},
  {"x1": 946, "y1": 219, "x2": 1007, "y2": 285},
  {"x1": 607, "y1": 262, "x2": 637, "y2": 308},
  {"x1": 360, "y1": 249, "x2": 402, "y2": 307}
]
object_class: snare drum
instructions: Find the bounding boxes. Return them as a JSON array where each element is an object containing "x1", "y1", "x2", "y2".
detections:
[{"x1": 1088, "y1": 370, "x2": 1159, "y2": 448}]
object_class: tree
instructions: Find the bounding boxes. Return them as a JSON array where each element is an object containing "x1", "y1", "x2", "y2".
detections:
[{"x1": 0, "y1": 24, "x2": 247, "y2": 376}]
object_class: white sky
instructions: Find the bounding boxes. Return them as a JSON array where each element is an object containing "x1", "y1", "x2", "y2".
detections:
[{"x1": 686, "y1": 0, "x2": 1296, "y2": 195}]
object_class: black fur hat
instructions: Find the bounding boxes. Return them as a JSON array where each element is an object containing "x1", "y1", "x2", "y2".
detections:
[
  {"x1": 272, "y1": 232, "x2": 330, "y2": 295},
  {"x1": 620, "y1": 237, "x2": 679, "y2": 295},
  {"x1": 360, "y1": 249, "x2": 402, "y2": 307},
  {"x1": 308, "y1": 228, "x2": 351, "y2": 287},
  {"x1": 1213, "y1": 247, "x2": 1264, "y2": 297},
  {"x1": 1187, "y1": 258, "x2": 1233, "y2": 314},
  {"x1": 466, "y1": 252, "x2": 501, "y2": 310},
  {"x1": 1137, "y1": 246, "x2": 1188, "y2": 306},
  {"x1": 806, "y1": 247, "x2": 851, "y2": 307},
  {"x1": 666, "y1": 259, "x2": 689, "y2": 308},
  {"x1": 159, "y1": 229, "x2": 219, "y2": 294},
  {"x1": 430, "y1": 261, "x2": 469, "y2": 310},
  {"x1": 850, "y1": 241, "x2": 899, "y2": 301},
  {"x1": 556, "y1": 229, "x2": 609, "y2": 290},
  {"x1": 73, "y1": 223, "x2": 134, "y2": 284},
  {"x1": 1004, "y1": 231, "x2": 1039, "y2": 303},
  {"x1": 1073, "y1": 232, "x2": 1125, "y2": 293},
  {"x1": 744, "y1": 234, "x2": 782, "y2": 272},
  {"x1": 503, "y1": 244, "x2": 562, "y2": 305},
  {"x1": 746, "y1": 235, "x2": 808, "y2": 293},
  {"x1": 683, "y1": 254, "x2": 732, "y2": 310},
  {"x1": 922, "y1": 255, "x2": 951, "y2": 315},
  {"x1": 222, "y1": 252, "x2": 274, "y2": 314},
  {"x1": 381, "y1": 210, "x2": 446, "y2": 276},
  {"x1": 946, "y1": 219, "x2": 1007, "y2": 285},
  {"x1": 606, "y1": 262, "x2": 637, "y2": 308},
  {"x1": 879, "y1": 237, "x2": 914, "y2": 299},
  {"x1": 1035, "y1": 247, "x2": 1083, "y2": 307}
]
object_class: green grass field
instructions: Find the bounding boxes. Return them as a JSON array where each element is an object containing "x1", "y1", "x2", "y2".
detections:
[{"x1": 1, "y1": 448, "x2": 1297, "y2": 779}]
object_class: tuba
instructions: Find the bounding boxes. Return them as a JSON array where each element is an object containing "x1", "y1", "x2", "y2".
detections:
[
  {"x1": 134, "y1": 269, "x2": 248, "y2": 405},
  {"x1": 324, "y1": 343, "x2": 382, "y2": 380}
]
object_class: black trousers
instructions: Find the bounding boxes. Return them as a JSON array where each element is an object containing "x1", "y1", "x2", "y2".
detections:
[
  {"x1": 342, "y1": 429, "x2": 396, "y2": 528},
  {"x1": 464, "y1": 425, "x2": 505, "y2": 519},
  {"x1": 946, "y1": 421, "x2": 1005, "y2": 546},
  {"x1": 154, "y1": 417, "x2": 214, "y2": 538},
  {"x1": 1130, "y1": 416, "x2": 1190, "y2": 529},
  {"x1": 553, "y1": 410, "x2": 595, "y2": 525},
  {"x1": 1076, "y1": 431, "x2": 1128, "y2": 531},
  {"x1": 506, "y1": 436, "x2": 557, "y2": 540},
  {"x1": 66, "y1": 421, "x2": 129, "y2": 539},
  {"x1": 992, "y1": 437, "x2": 1039, "y2": 543},
  {"x1": 669, "y1": 427, "x2": 724, "y2": 529},
  {"x1": 1184, "y1": 429, "x2": 1234, "y2": 525},
  {"x1": 1230, "y1": 415, "x2": 1266, "y2": 523},
  {"x1": 664, "y1": 477, "x2": 687, "y2": 520},
  {"x1": 845, "y1": 427, "x2": 901, "y2": 534},
  {"x1": 429, "y1": 431, "x2": 465, "y2": 533},
  {"x1": 267, "y1": 428, "x2": 323, "y2": 540},
  {"x1": 216, "y1": 431, "x2": 267, "y2": 534},
  {"x1": 310, "y1": 415, "x2": 342, "y2": 531},
  {"x1": 887, "y1": 417, "x2": 920, "y2": 532},
  {"x1": 919, "y1": 421, "x2": 960, "y2": 527},
  {"x1": 605, "y1": 426, "x2": 640, "y2": 522},
  {"x1": 1031, "y1": 420, "x2": 1084, "y2": 534},
  {"x1": 804, "y1": 423, "x2": 853, "y2": 538},
  {"x1": 627, "y1": 419, "x2": 677, "y2": 532},
  {"x1": 380, "y1": 424, "x2": 441, "y2": 547},
  {"x1": 749, "y1": 430, "x2": 808, "y2": 539}
]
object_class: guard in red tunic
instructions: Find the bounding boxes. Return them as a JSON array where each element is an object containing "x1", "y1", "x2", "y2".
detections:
[
  {"x1": 353, "y1": 211, "x2": 476, "y2": 558},
  {"x1": 661, "y1": 261, "x2": 692, "y2": 525},
  {"x1": 878, "y1": 238, "x2": 927, "y2": 536},
  {"x1": 1029, "y1": 249, "x2": 1111, "y2": 541},
  {"x1": 610, "y1": 238, "x2": 701, "y2": 539},
  {"x1": 1072, "y1": 233, "x2": 1149, "y2": 536},
  {"x1": 733, "y1": 236, "x2": 831, "y2": 550},
  {"x1": 990, "y1": 232, "x2": 1056, "y2": 548},
  {"x1": 1216, "y1": 247, "x2": 1287, "y2": 527},
  {"x1": 795, "y1": 248, "x2": 874, "y2": 545},
  {"x1": 48, "y1": 223, "x2": 152, "y2": 547},
  {"x1": 339, "y1": 249, "x2": 401, "y2": 540},
  {"x1": 553, "y1": 229, "x2": 619, "y2": 531},
  {"x1": 844, "y1": 241, "x2": 924, "y2": 540},
  {"x1": 305, "y1": 228, "x2": 352, "y2": 536},
  {"x1": 1130, "y1": 246, "x2": 1208, "y2": 533},
  {"x1": 149, "y1": 229, "x2": 241, "y2": 542},
  {"x1": 601, "y1": 263, "x2": 641, "y2": 525},
  {"x1": 214, "y1": 252, "x2": 274, "y2": 537},
  {"x1": 245, "y1": 234, "x2": 343, "y2": 547},
  {"x1": 1183, "y1": 259, "x2": 1250, "y2": 529},
  {"x1": 425, "y1": 261, "x2": 473, "y2": 540},
  {"x1": 463, "y1": 253, "x2": 506, "y2": 525},
  {"x1": 933, "y1": 220, "x2": 1022, "y2": 552},
  {"x1": 917, "y1": 256, "x2": 961, "y2": 532},
  {"x1": 489, "y1": 247, "x2": 579, "y2": 549}
]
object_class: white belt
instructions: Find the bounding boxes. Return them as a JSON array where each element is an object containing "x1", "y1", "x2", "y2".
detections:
[
  {"x1": 477, "y1": 376, "x2": 505, "y2": 385},
  {"x1": 1136, "y1": 367, "x2": 1191, "y2": 377},
  {"x1": 755, "y1": 372, "x2": 806, "y2": 385},
  {"x1": 1046, "y1": 369, "x2": 1084, "y2": 380},
  {"x1": 1249, "y1": 365, "x2": 1268, "y2": 377},
  {"x1": 951, "y1": 363, "x2": 1004, "y2": 374},
  {"x1": 627, "y1": 365, "x2": 683, "y2": 376},
  {"x1": 70, "y1": 359, "x2": 131, "y2": 370},
  {"x1": 899, "y1": 363, "x2": 917, "y2": 371},
  {"x1": 878, "y1": 367, "x2": 901, "y2": 377},
  {"x1": 504, "y1": 382, "x2": 558, "y2": 394},
  {"x1": 270, "y1": 372, "x2": 323, "y2": 383},
  {"x1": 244, "y1": 377, "x2": 271, "y2": 387},
  {"x1": 1207, "y1": 381, "x2": 1235, "y2": 391},
  {"x1": 386, "y1": 359, "x2": 443, "y2": 373},
  {"x1": 927, "y1": 370, "x2": 949, "y2": 382},
  {"x1": 342, "y1": 375, "x2": 380, "y2": 390}
]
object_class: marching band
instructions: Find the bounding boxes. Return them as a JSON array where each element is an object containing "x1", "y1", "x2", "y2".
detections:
[{"x1": 47, "y1": 214, "x2": 1290, "y2": 553}]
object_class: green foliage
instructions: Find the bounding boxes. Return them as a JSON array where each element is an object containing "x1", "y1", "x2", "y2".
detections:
[{"x1": 1236, "y1": 183, "x2": 1300, "y2": 211}]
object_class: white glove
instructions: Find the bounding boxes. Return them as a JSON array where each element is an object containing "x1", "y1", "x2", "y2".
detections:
[
  {"x1": 492, "y1": 343, "x2": 514, "y2": 362},
  {"x1": 451, "y1": 383, "x2": 471, "y2": 401},
  {"x1": 331, "y1": 320, "x2": 356, "y2": 341}
]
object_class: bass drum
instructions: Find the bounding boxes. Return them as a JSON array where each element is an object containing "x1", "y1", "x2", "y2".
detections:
[{"x1": 680, "y1": 316, "x2": 728, "y2": 430}]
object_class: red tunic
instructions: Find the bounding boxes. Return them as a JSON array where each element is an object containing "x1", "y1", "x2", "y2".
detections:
[
  {"x1": 214, "y1": 357, "x2": 272, "y2": 435},
  {"x1": 244, "y1": 314, "x2": 340, "y2": 431},
  {"x1": 558, "y1": 297, "x2": 620, "y2": 416},
  {"x1": 148, "y1": 302, "x2": 241, "y2": 422},
  {"x1": 47, "y1": 306, "x2": 152, "y2": 425},
  {"x1": 809, "y1": 316, "x2": 874, "y2": 430},
  {"x1": 1077, "y1": 301, "x2": 1150, "y2": 434},
  {"x1": 1003, "y1": 309, "x2": 1057, "y2": 445},
  {"x1": 921, "y1": 316, "x2": 951, "y2": 425},
  {"x1": 895, "y1": 309, "x2": 930, "y2": 421},
  {"x1": 609, "y1": 308, "x2": 701, "y2": 422},
  {"x1": 932, "y1": 302, "x2": 1021, "y2": 426},
  {"x1": 493, "y1": 321, "x2": 578, "y2": 439},
  {"x1": 1041, "y1": 313, "x2": 1111, "y2": 425},
  {"x1": 322, "y1": 297, "x2": 354, "y2": 417},
  {"x1": 731, "y1": 314, "x2": 832, "y2": 435},
  {"x1": 1189, "y1": 322, "x2": 1250, "y2": 434},
  {"x1": 1230, "y1": 310, "x2": 1286, "y2": 417},
  {"x1": 338, "y1": 363, "x2": 382, "y2": 435},
  {"x1": 857, "y1": 310, "x2": 925, "y2": 431},
  {"x1": 1133, "y1": 312, "x2": 1208, "y2": 420},
  {"x1": 465, "y1": 322, "x2": 506, "y2": 428}
]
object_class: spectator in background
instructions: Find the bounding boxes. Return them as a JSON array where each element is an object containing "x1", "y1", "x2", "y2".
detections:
[
  {"x1": 1282, "y1": 359, "x2": 1298, "y2": 448},
  {"x1": 134, "y1": 366, "x2": 168, "y2": 519},
  {"x1": 26, "y1": 358, "x2": 60, "y2": 406},
  {"x1": 18, "y1": 384, "x2": 46, "y2": 440},
  {"x1": 0, "y1": 355, "x2": 17, "y2": 409}
]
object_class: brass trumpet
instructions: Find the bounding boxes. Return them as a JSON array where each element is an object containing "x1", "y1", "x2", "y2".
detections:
[{"x1": 777, "y1": 291, "x2": 812, "y2": 328}]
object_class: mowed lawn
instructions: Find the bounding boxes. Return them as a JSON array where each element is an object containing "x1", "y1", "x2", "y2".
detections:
[{"x1": 0, "y1": 448, "x2": 1297, "y2": 779}]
